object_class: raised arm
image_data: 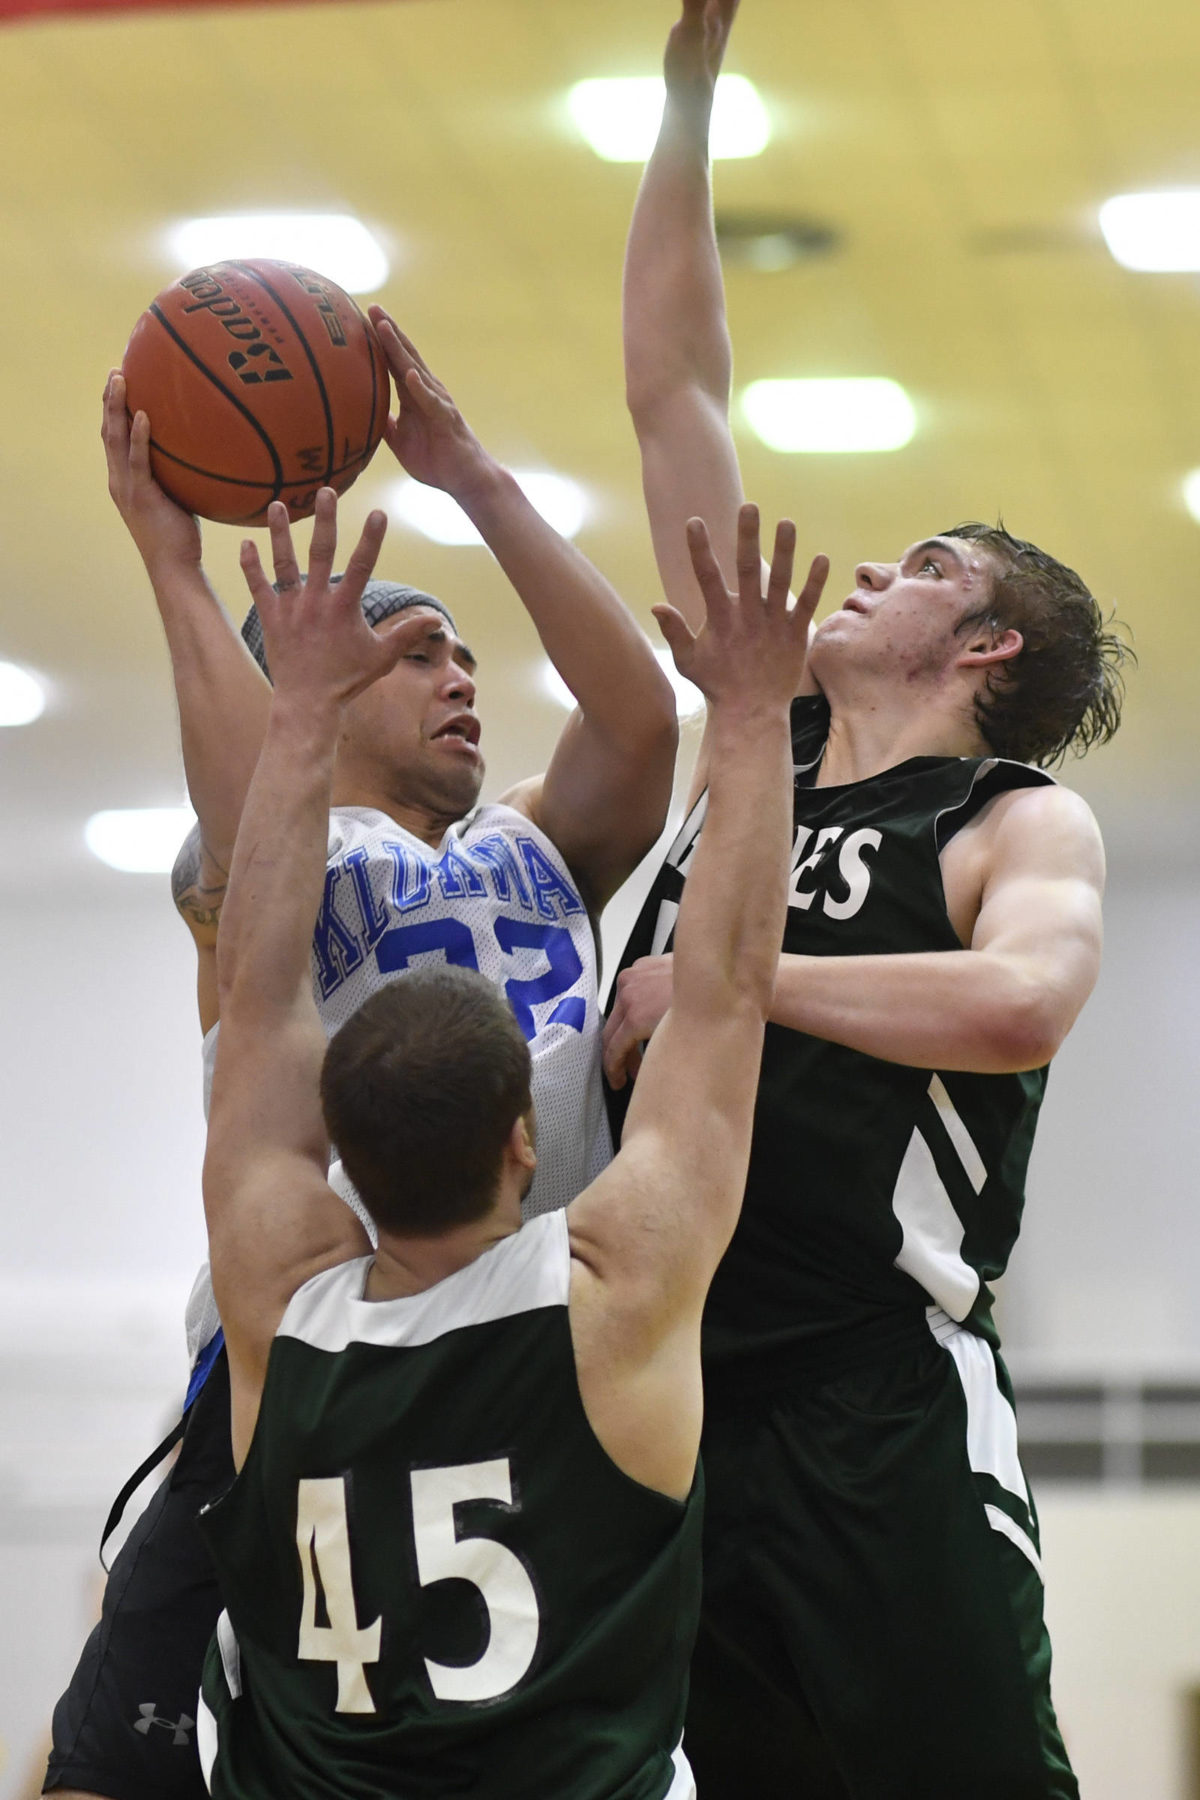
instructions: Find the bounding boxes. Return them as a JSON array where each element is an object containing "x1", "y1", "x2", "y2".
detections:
[
  {"x1": 625, "y1": 1, "x2": 817, "y2": 812},
  {"x1": 202, "y1": 492, "x2": 419, "y2": 1465},
  {"x1": 624, "y1": 0, "x2": 745, "y2": 624},
  {"x1": 369, "y1": 309, "x2": 678, "y2": 913},
  {"x1": 103, "y1": 372, "x2": 271, "y2": 1029},
  {"x1": 568, "y1": 510, "x2": 828, "y2": 1495}
]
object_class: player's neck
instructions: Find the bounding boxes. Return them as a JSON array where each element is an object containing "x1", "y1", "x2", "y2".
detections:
[
  {"x1": 817, "y1": 685, "x2": 984, "y2": 787},
  {"x1": 365, "y1": 1193, "x2": 525, "y2": 1301},
  {"x1": 329, "y1": 774, "x2": 465, "y2": 849}
]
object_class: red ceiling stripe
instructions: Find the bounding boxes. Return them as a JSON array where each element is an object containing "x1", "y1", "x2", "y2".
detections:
[{"x1": 0, "y1": 0, "x2": 402, "y2": 17}]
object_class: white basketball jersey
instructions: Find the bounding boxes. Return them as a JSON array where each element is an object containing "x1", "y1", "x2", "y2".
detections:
[
  {"x1": 203, "y1": 802, "x2": 611, "y2": 1220},
  {"x1": 311, "y1": 802, "x2": 611, "y2": 1215}
]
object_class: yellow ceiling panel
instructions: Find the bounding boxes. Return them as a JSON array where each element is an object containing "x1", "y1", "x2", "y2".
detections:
[{"x1": 0, "y1": 0, "x2": 1195, "y2": 883}]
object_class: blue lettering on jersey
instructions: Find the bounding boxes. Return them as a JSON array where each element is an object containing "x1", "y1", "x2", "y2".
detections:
[
  {"x1": 344, "y1": 846, "x2": 389, "y2": 948},
  {"x1": 384, "y1": 841, "x2": 432, "y2": 914},
  {"x1": 496, "y1": 918, "x2": 586, "y2": 1037},
  {"x1": 434, "y1": 837, "x2": 489, "y2": 901},
  {"x1": 377, "y1": 916, "x2": 479, "y2": 975},
  {"x1": 313, "y1": 830, "x2": 590, "y2": 1038},
  {"x1": 313, "y1": 865, "x2": 367, "y2": 997},
  {"x1": 518, "y1": 839, "x2": 585, "y2": 922},
  {"x1": 466, "y1": 834, "x2": 533, "y2": 908}
]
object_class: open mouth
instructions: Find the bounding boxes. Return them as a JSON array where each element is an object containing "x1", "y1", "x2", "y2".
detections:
[{"x1": 432, "y1": 716, "x2": 482, "y2": 748}]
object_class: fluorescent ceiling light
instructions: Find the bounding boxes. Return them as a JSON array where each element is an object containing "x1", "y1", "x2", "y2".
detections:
[
  {"x1": 568, "y1": 74, "x2": 768, "y2": 163},
  {"x1": 85, "y1": 807, "x2": 196, "y2": 874},
  {"x1": 542, "y1": 648, "x2": 703, "y2": 719},
  {"x1": 741, "y1": 378, "x2": 916, "y2": 453},
  {"x1": 1182, "y1": 469, "x2": 1200, "y2": 523},
  {"x1": 0, "y1": 660, "x2": 47, "y2": 727},
  {"x1": 1099, "y1": 191, "x2": 1200, "y2": 271},
  {"x1": 391, "y1": 472, "x2": 589, "y2": 546},
  {"x1": 165, "y1": 214, "x2": 389, "y2": 294}
]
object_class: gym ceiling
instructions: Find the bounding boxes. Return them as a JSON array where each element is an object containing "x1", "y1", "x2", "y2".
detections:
[{"x1": 2, "y1": 0, "x2": 1197, "y2": 897}]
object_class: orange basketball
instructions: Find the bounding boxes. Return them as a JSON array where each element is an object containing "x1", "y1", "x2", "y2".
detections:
[{"x1": 122, "y1": 259, "x2": 390, "y2": 525}]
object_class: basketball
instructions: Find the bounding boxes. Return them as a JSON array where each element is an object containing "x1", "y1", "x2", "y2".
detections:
[{"x1": 121, "y1": 259, "x2": 390, "y2": 525}]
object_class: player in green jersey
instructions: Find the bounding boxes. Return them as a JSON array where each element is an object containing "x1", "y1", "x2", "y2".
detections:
[
  {"x1": 603, "y1": 4, "x2": 1129, "y2": 1797},
  {"x1": 196, "y1": 484, "x2": 827, "y2": 1798}
]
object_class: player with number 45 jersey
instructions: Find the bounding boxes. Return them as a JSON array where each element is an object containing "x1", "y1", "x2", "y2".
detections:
[{"x1": 196, "y1": 491, "x2": 824, "y2": 1798}]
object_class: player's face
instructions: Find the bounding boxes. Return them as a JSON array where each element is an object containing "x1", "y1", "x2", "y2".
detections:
[
  {"x1": 809, "y1": 536, "x2": 997, "y2": 684},
  {"x1": 341, "y1": 611, "x2": 485, "y2": 815}
]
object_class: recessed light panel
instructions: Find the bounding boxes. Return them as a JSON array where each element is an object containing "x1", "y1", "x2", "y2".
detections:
[
  {"x1": 391, "y1": 472, "x2": 588, "y2": 546},
  {"x1": 0, "y1": 660, "x2": 47, "y2": 727},
  {"x1": 542, "y1": 648, "x2": 702, "y2": 719},
  {"x1": 165, "y1": 214, "x2": 389, "y2": 294},
  {"x1": 1099, "y1": 192, "x2": 1200, "y2": 271},
  {"x1": 742, "y1": 378, "x2": 916, "y2": 453},
  {"x1": 1182, "y1": 469, "x2": 1200, "y2": 522},
  {"x1": 85, "y1": 808, "x2": 196, "y2": 874},
  {"x1": 568, "y1": 74, "x2": 768, "y2": 163}
]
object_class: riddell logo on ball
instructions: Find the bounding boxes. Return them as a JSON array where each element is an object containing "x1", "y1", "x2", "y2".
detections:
[{"x1": 180, "y1": 271, "x2": 294, "y2": 387}]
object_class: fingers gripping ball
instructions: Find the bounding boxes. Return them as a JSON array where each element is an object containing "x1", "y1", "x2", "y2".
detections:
[{"x1": 121, "y1": 260, "x2": 389, "y2": 525}]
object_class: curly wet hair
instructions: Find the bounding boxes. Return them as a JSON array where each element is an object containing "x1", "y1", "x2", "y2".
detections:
[{"x1": 943, "y1": 522, "x2": 1132, "y2": 767}]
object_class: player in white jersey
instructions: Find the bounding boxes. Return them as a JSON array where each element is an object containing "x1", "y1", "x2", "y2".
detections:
[{"x1": 45, "y1": 317, "x2": 678, "y2": 1800}]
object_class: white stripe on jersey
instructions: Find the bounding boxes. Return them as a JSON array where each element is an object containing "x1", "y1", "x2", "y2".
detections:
[
  {"x1": 278, "y1": 1211, "x2": 571, "y2": 1355},
  {"x1": 891, "y1": 1124, "x2": 981, "y2": 1323},
  {"x1": 928, "y1": 1308, "x2": 1040, "y2": 1575}
]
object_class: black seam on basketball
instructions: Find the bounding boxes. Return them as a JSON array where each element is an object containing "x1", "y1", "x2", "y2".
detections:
[
  {"x1": 230, "y1": 262, "x2": 335, "y2": 486},
  {"x1": 357, "y1": 299, "x2": 382, "y2": 458},
  {"x1": 150, "y1": 441, "x2": 368, "y2": 489},
  {"x1": 148, "y1": 441, "x2": 279, "y2": 489},
  {"x1": 146, "y1": 303, "x2": 285, "y2": 497}
]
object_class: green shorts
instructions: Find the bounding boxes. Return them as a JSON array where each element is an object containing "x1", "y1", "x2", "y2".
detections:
[{"x1": 688, "y1": 1311, "x2": 1078, "y2": 1800}]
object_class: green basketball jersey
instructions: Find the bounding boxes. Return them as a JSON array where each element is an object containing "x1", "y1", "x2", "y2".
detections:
[
  {"x1": 611, "y1": 697, "x2": 1055, "y2": 1364},
  {"x1": 197, "y1": 1211, "x2": 701, "y2": 1799}
]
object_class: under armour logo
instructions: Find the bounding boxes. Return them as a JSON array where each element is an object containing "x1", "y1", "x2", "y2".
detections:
[{"x1": 133, "y1": 1704, "x2": 195, "y2": 1746}]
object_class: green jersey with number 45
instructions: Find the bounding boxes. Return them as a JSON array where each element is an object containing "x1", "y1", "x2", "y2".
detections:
[{"x1": 196, "y1": 1210, "x2": 700, "y2": 1800}]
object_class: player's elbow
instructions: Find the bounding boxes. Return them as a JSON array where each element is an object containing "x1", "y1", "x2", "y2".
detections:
[
  {"x1": 624, "y1": 357, "x2": 732, "y2": 438},
  {"x1": 989, "y1": 982, "x2": 1075, "y2": 1071},
  {"x1": 638, "y1": 673, "x2": 682, "y2": 752}
]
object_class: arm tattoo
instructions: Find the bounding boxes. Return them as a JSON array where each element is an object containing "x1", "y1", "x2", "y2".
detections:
[{"x1": 171, "y1": 822, "x2": 229, "y2": 930}]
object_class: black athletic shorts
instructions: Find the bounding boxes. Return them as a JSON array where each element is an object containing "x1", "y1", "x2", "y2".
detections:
[
  {"x1": 44, "y1": 1348, "x2": 232, "y2": 1800},
  {"x1": 685, "y1": 1313, "x2": 1079, "y2": 1800}
]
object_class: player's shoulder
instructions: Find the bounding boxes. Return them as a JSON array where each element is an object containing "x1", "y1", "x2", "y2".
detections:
[
  {"x1": 974, "y1": 775, "x2": 1104, "y2": 879},
  {"x1": 467, "y1": 785, "x2": 587, "y2": 889},
  {"x1": 491, "y1": 774, "x2": 544, "y2": 826}
]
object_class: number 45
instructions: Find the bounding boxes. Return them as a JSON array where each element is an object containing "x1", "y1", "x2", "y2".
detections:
[{"x1": 296, "y1": 1460, "x2": 540, "y2": 1712}]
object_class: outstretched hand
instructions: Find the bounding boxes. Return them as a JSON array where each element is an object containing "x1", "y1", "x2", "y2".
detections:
[
  {"x1": 238, "y1": 489, "x2": 420, "y2": 708},
  {"x1": 654, "y1": 503, "x2": 828, "y2": 711},
  {"x1": 664, "y1": 0, "x2": 740, "y2": 102},
  {"x1": 102, "y1": 370, "x2": 203, "y2": 577},
  {"x1": 369, "y1": 307, "x2": 492, "y2": 499}
]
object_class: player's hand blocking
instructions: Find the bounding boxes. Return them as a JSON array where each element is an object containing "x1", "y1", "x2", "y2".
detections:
[
  {"x1": 238, "y1": 490, "x2": 426, "y2": 710},
  {"x1": 654, "y1": 503, "x2": 827, "y2": 711},
  {"x1": 665, "y1": 0, "x2": 740, "y2": 108}
]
